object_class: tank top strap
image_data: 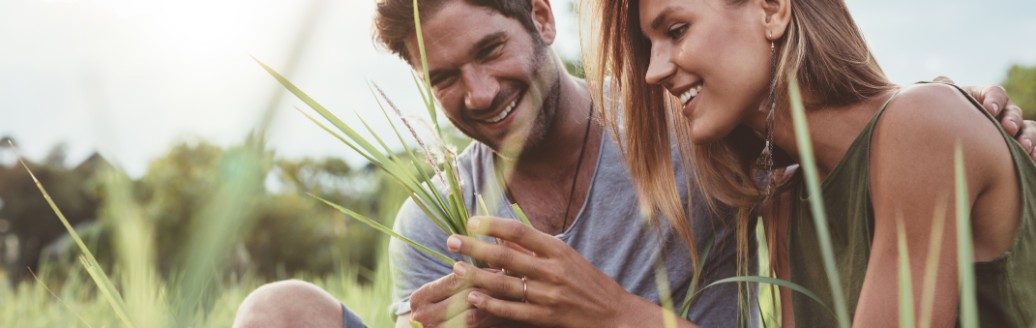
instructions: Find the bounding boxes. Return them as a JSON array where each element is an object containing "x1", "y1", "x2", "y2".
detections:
[{"x1": 855, "y1": 87, "x2": 905, "y2": 143}]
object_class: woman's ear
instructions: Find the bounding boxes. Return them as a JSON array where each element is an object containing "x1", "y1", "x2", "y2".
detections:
[
  {"x1": 531, "y1": 0, "x2": 557, "y2": 45},
  {"x1": 761, "y1": 0, "x2": 791, "y2": 40}
]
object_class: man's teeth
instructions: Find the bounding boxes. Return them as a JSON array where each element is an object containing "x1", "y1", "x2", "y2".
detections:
[
  {"x1": 679, "y1": 84, "x2": 703, "y2": 105},
  {"x1": 484, "y1": 99, "x2": 517, "y2": 123}
]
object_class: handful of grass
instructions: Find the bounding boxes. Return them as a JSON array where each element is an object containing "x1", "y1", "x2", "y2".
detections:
[{"x1": 255, "y1": 0, "x2": 530, "y2": 266}]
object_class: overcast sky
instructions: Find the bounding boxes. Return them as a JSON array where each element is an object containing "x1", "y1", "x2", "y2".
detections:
[{"x1": 1, "y1": 0, "x2": 1034, "y2": 177}]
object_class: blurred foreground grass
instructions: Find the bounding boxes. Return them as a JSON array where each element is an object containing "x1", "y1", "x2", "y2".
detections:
[
  {"x1": 1, "y1": 137, "x2": 398, "y2": 327},
  {"x1": 0, "y1": 261, "x2": 394, "y2": 327}
]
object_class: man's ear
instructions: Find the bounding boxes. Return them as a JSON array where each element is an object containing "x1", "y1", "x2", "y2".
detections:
[
  {"x1": 531, "y1": 0, "x2": 556, "y2": 45},
  {"x1": 761, "y1": 0, "x2": 791, "y2": 40}
]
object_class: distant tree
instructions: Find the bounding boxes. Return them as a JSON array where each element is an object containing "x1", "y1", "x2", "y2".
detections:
[
  {"x1": 0, "y1": 141, "x2": 104, "y2": 285},
  {"x1": 11, "y1": 127, "x2": 469, "y2": 284},
  {"x1": 1002, "y1": 63, "x2": 1036, "y2": 120},
  {"x1": 72, "y1": 140, "x2": 414, "y2": 280}
]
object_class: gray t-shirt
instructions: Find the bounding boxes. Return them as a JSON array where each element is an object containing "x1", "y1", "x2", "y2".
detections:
[{"x1": 388, "y1": 133, "x2": 742, "y2": 327}]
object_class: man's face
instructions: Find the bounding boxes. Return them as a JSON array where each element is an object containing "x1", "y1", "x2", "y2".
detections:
[{"x1": 404, "y1": 1, "x2": 560, "y2": 154}]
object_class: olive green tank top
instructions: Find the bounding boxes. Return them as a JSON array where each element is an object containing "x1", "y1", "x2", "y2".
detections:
[{"x1": 787, "y1": 82, "x2": 1036, "y2": 327}]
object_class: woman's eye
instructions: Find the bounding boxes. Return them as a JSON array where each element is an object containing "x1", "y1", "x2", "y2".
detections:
[{"x1": 666, "y1": 23, "x2": 689, "y2": 39}]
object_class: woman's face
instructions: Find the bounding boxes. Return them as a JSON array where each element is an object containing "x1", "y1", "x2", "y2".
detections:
[{"x1": 639, "y1": 0, "x2": 773, "y2": 144}]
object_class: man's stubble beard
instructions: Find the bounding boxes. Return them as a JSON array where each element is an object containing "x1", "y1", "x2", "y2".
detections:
[{"x1": 496, "y1": 41, "x2": 563, "y2": 160}]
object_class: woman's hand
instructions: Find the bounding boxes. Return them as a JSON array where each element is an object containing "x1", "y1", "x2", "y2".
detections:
[{"x1": 444, "y1": 216, "x2": 696, "y2": 328}]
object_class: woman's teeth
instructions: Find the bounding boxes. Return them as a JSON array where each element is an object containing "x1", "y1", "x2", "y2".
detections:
[
  {"x1": 679, "y1": 84, "x2": 703, "y2": 105},
  {"x1": 484, "y1": 99, "x2": 517, "y2": 123}
]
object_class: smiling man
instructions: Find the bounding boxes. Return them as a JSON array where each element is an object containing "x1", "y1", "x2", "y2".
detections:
[
  {"x1": 231, "y1": 1, "x2": 1036, "y2": 327},
  {"x1": 235, "y1": 1, "x2": 744, "y2": 327},
  {"x1": 373, "y1": 1, "x2": 739, "y2": 327}
]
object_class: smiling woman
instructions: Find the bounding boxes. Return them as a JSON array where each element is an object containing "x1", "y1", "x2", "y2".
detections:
[{"x1": 584, "y1": 0, "x2": 1036, "y2": 327}]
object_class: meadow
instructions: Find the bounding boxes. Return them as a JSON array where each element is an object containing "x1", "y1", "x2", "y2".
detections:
[{"x1": 2, "y1": 1, "x2": 1033, "y2": 326}]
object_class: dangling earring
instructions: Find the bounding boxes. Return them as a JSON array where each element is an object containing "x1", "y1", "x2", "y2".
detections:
[{"x1": 759, "y1": 31, "x2": 777, "y2": 199}]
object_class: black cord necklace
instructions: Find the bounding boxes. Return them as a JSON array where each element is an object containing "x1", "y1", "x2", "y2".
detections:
[{"x1": 498, "y1": 103, "x2": 595, "y2": 233}]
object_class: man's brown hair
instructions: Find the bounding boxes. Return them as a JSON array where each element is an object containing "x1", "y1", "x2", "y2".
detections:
[{"x1": 373, "y1": 0, "x2": 540, "y2": 64}]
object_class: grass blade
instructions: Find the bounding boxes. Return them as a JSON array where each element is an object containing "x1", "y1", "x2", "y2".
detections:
[
  {"x1": 310, "y1": 194, "x2": 456, "y2": 266},
  {"x1": 678, "y1": 236, "x2": 714, "y2": 317},
  {"x1": 919, "y1": 200, "x2": 948, "y2": 328},
  {"x1": 15, "y1": 154, "x2": 133, "y2": 327},
  {"x1": 103, "y1": 168, "x2": 168, "y2": 325},
  {"x1": 896, "y1": 215, "x2": 915, "y2": 328},
  {"x1": 254, "y1": 58, "x2": 394, "y2": 167},
  {"x1": 955, "y1": 145, "x2": 978, "y2": 327},
  {"x1": 652, "y1": 254, "x2": 677, "y2": 328},
  {"x1": 695, "y1": 275, "x2": 837, "y2": 321},
  {"x1": 79, "y1": 257, "x2": 134, "y2": 327},
  {"x1": 411, "y1": 0, "x2": 441, "y2": 133},
  {"x1": 509, "y1": 204, "x2": 534, "y2": 227},
  {"x1": 295, "y1": 106, "x2": 453, "y2": 232},
  {"x1": 787, "y1": 76, "x2": 850, "y2": 328}
]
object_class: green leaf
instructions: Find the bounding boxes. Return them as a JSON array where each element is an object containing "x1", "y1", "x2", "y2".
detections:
[
  {"x1": 679, "y1": 235, "x2": 714, "y2": 317},
  {"x1": 697, "y1": 275, "x2": 837, "y2": 322},
  {"x1": 254, "y1": 58, "x2": 394, "y2": 167},
  {"x1": 510, "y1": 203, "x2": 534, "y2": 227},
  {"x1": 788, "y1": 76, "x2": 850, "y2": 328},
  {"x1": 955, "y1": 145, "x2": 978, "y2": 327},
  {"x1": 311, "y1": 194, "x2": 456, "y2": 266},
  {"x1": 411, "y1": 0, "x2": 440, "y2": 132},
  {"x1": 896, "y1": 216, "x2": 915, "y2": 328},
  {"x1": 919, "y1": 201, "x2": 948, "y2": 328},
  {"x1": 17, "y1": 158, "x2": 134, "y2": 327}
]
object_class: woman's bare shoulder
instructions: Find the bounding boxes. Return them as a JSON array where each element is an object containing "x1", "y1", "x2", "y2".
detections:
[
  {"x1": 869, "y1": 82, "x2": 1009, "y2": 207},
  {"x1": 874, "y1": 82, "x2": 1003, "y2": 158}
]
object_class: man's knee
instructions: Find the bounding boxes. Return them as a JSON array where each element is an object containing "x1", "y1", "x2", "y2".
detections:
[{"x1": 233, "y1": 280, "x2": 343, "y2": 328}]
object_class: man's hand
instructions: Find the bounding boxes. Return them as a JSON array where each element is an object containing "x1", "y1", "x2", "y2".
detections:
[
  {"x1": 405, "y1": 269, "x2": 516, "y2": 328},
  {"x1": 446, "y1": 216, "x2": 697, "y2": 328},
  {"x1": 934, "y1": 76, "x2": 1036, "y2": 161}
]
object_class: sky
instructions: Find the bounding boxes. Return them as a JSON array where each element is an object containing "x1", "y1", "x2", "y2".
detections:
[{"x1": 1, "y1": 0, "x2": 1034, "y2": 177}]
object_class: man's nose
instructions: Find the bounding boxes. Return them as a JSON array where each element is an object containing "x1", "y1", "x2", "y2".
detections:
[{"x1": 461, "y1": 65, "x2": 499, "y2": 111}]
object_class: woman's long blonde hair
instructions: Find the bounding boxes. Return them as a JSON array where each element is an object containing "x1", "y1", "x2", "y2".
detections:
[{"x1": 579, "y1": 0, "x2": 893, "y2": 290}]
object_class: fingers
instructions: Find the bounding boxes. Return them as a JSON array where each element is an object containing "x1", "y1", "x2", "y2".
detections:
[
  {"x1": 410, "y1": 287, "x2": 475, "y2": 326},
  {"x1": 496, "y1": 239, "x2": 536, "y2": 257},
  {"x1": 467, "y1": 291, "x2": 549, "y2": 326},
  {"x1": 453, "y1": 262, "x2": 526, "y2": 301},
  {"x1": 1000, "y1": 102, "x2": 1023, "y2": 137},
  {"x1": 932, "y1": 75, "x2": 954, "y2": 84},
  {"x1": 467, "y1": 216, "x2": 564, "y2": 257},
  {"x1": 411, "y1": 273, "x2": 472, "y2": 307},
  {"x1": 1019, "y1": 120, "x2": 1036, "y2": 163},
  {"x1": 447, "y1": 234, "x2": 543, "y2": 277},
  {"x1": 977, "y1": 85, "x2": 1010, "y2": 117},
  {"x1": 434, "y1": 309, "x2": 500, "y2": 328}
]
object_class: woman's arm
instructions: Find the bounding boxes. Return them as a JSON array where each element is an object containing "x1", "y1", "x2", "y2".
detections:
[{"x1": 858, "y1": 83, "x2": 1019, "y2": 327}]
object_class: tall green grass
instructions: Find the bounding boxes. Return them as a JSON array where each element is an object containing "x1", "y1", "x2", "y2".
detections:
[
  {"x1": 786, "y1": 76, "x2": 851, "y2": 328},
  {"x1": 8, "y1": 4, "x2": 989, "y2": 326},
  {"x1": 255, "y1": 0, "x2": 532, "y2": 270},
  {"x1": 1, "y1": 258, "x2": 396, "y2": 327},
  {"x1": 781, "y1": 78, "x2": 980, "y2": 327},
  {"x1": 5, "y1": 143, "x2": 398, "y2": 326}
]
